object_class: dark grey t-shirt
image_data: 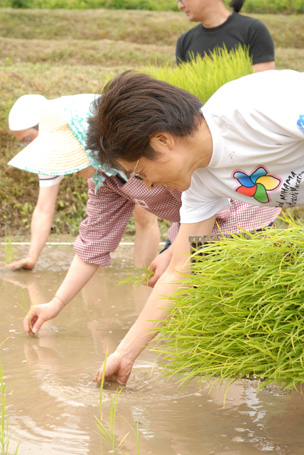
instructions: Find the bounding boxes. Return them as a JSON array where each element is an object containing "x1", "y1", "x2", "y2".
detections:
[{"x1": 176, "y1": 12, "x2": 274, "y2": 65}]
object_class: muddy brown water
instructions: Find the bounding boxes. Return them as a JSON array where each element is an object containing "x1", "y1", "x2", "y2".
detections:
[{"x1": 1, "y1": 244, "x2": 304, "y2": 455}]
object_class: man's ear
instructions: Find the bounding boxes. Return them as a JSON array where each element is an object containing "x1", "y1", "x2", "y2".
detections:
[{"x1": 150, "y1": 132, "x2": 175, "y2": 151}]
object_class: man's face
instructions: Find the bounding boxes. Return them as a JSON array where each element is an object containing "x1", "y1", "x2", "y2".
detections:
[
  {"x1": 118, "y1": 154, "x2": 192, "y2": 193},
  {"x1": 178, "y1": 0, "x2": 210, "y2": 22}
]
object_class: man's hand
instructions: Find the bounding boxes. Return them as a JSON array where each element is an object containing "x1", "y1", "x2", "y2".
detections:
[
  {"x1": 148, "y1": 247, "x2": 172, "y2": 287},
  {"x1": 23, "y1": 300, "x2": 63, "y2": 335},
  {"x1": 93, "y1": 352, "x2": 134, "y2": 386},
  {"x1": 5, "y1": 257, "x2": 36, "y2": 271}
]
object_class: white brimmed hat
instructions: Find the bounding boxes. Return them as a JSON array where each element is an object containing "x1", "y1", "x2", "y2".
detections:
[
  {"x1": 7, "y1": 97, "x2": 90, "y2": 175},
  {"x1": 8, "y1": 94, "x2": 47, "y2": 131}
]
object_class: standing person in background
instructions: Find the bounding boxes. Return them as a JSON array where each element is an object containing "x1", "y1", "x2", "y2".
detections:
[
  {"x1": 6, "y1": 94, "x2": 160, "y2": 271},
  {"x1": 176, "y1": 0, "x2": 275, "y2": 72}
]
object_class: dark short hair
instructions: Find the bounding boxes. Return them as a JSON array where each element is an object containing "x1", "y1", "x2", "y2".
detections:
[
  {"x1": 229, "y1": 0, "x2": 245, "y2": 13},
  {"x1": 86, "y1": 71, "x2": 203, "y2": 167}
]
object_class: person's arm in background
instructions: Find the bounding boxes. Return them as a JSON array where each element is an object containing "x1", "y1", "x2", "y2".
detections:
[
  {"x1": 94, "y1": 216, "x2": 216, "y2": 386},
  {"x1": 5, "y1": 182, "x2": 60, "y2": 271},
  {"x1": 23, "y1": 254, "x2": 98, "y2": 334},
  {"x1": 249, "y1": 19, "x2": 275, "y2": 72},
  {"x1": 133, "y1": 204, "x2": 160, "y2": 267},
  {"x1": 23, "y1": 176, "x2": 136, "y2": 333},
  {"x1": 252, "y1": 61, "x2": 275, "y2": 72}
]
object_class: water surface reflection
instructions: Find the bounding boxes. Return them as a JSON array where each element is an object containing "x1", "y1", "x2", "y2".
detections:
[{"x1": 1, "y1": 244, "x2": 304, "y2": 454}]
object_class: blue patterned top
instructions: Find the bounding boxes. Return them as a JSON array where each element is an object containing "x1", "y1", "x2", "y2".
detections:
[{"x1": 62, "y1": 94, "x2": 128, "y2": 192}]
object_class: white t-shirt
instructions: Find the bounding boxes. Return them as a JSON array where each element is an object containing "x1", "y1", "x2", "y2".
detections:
[{"x1": 181, "y1": 70, "x2": 304, "y2": 223}]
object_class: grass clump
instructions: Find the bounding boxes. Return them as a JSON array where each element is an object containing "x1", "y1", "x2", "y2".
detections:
[
  {"x1": 0, "y1": 355, "x2": 20, "y2": 454},
  {"x1": 152, "y1": 215, "x2": 304, "y2": 392},
  {"x1": 148, "y1": 45, "x2": 253, "y2": 104}
]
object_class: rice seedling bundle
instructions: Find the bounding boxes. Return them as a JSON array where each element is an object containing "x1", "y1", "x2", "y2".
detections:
[
  {"x1": 148, "y1": 46, "x2": 253, "y2": 104},
  {"x1": 153, "y1": 217, "x2": 304, "y2": 392}
]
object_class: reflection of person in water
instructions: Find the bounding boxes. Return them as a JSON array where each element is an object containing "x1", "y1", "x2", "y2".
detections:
[
  {"x1": 7, "y1": 94, "x2": 159, "y2": 271},
  {"x1": 4, "y1": 269, "x2": 303, "y2": 454}
]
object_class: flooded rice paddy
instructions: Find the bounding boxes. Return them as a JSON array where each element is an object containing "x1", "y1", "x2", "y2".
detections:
[{"x1": 1, "y1": 243, "x2": 304, "y2": 455}]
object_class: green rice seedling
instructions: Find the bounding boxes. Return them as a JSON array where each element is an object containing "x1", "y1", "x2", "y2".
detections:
[
  {"x1": 147, "y1": 45, "x2": 253, "y2": 104},
  {"x1": 95, "y1": 352, "x2": 141, "y2": 454},
  {"x1": 151, "y1": 214, "x2": 304, "y2": 393},
  {"x1": 0, "y1": 341, "x2": 20, "y2": 455},
  {"x1": 15, "y1": 289, "x2": 36, "y2": 336},
  {"x1": 3, "y1": 234, "x2": 14, "y2": 265},
  {"x1": 119, "y1": 266, "x2": 154, "y2": 288}
]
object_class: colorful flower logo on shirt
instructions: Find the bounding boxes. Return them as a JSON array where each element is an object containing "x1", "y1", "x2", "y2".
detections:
[
  {"x1": 233, "y1": 166, "x2": 282, "y2": 203},
  {"x1": 297, "y1": 114, "x2": 304, "y2": 134}
]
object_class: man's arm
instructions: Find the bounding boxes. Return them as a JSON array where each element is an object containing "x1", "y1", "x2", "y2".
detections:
[
  {"x1": 6, "y1": 184, "x2": 59, "y2": 271},
  {"x1": 94, "y1": 215, "x2": 216, "y2": 385},
  {"x1": 249, "y1": 19, "x2": 275, "y2": 73}
]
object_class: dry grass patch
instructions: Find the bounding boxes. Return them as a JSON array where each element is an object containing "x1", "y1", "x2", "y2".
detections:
[
  {"x1": 0, "y1": 37, "x2": 175, "y2": 67},
  {"x1": 0, "y1": 8, "x2": 185, "y2": 44},
  {"x1": 275, "y1": 48, "x2": 304, "y2": 72},
  {"x1": 1, "y1": 9, "x2": 304, "y2": 49}
]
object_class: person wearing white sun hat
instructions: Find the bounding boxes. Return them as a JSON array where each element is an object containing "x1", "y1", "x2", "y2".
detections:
[{"x1": 7, "y1": 93, "x2": 161, "y2": 271}]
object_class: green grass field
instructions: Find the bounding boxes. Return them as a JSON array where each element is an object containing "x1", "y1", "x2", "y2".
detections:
[
  {"x1": 1, "y1": 8, "x2": 304, "y2": 238},
  {"x1": 1, "y1": 0, "x2": 304, "y2": 13}
]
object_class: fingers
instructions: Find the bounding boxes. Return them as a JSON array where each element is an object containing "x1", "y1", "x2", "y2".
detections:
[
  {"x1": 23, "y1": 314, "x2": 35, "y2": 335},
  {"x1": 148, "y1": 270, "x2": 160, "y2": 288},
  {"x1": 93, "y1": 355, "x2": 134, "y2": 387},
  {"x1": 93, "y1": 358, "x2": 120, "y2": 385},
  {"x1": 30, "y1": 315, "x2": 44, "y2": 334},
  {"x1": 5, "y1": 258, "x2": 35, "y2": 271},
  {"x1": 23, "y1": 307, "x2": 44, "y2": 335},
  {"x1": 6, "y1": 260, "x2": 27, "y2": 271},
  {"x1": 93, "y1": 364, "x2": 111, "y2": 385},
  {"x1": 93, "y1": 369, "x2": 127, "y2": 387}
]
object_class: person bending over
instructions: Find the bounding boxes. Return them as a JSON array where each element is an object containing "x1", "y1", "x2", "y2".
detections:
[
  {"x1": 76, "y1": 70, "x2": 303, "y2": 385},
  {"x1": 7, "y1": 94, "x2": 160, "y2": 271}
]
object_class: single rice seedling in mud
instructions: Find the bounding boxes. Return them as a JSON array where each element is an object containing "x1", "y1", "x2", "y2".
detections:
[
  {"x1": 95, "y1": 352, "x2": 140, "y2": 454},
  {"x1": 0, "y1": 341, "x2": 20, "y2": 455},
  {"x1": 3, "y1": 234, "x2": 14, "y2": 266},
  {"x1": 151, "y1": 214, "x2": 304, "y2": 394},
  {"x1": 119, "y1": 266, "x2": 154, "y2": 288},
  {"x1": 15, "y1": 289, "x2": 36, "y2": 337},
  {"x1": 147, "y1": 45, "x2": 253, "y2": 104}
]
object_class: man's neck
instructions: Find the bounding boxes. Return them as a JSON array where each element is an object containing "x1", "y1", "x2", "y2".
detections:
[
  {"x1": 190, "y1": 118, "x2": 213, "y2": 170},
  {"x1": 200, "y1": 4, "x2": 231, "y2": 28}
]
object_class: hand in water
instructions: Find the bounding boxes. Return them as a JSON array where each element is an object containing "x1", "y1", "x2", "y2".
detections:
[
  {"x1": 6, "y1": 257, "x2": 36, "y2": 271},
  {"x1": 93, "y1": 352, "x2": 134, "y2": 386},
  {"x1": 23, "y1": 301, "x2": 63, "y2": 335}
]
